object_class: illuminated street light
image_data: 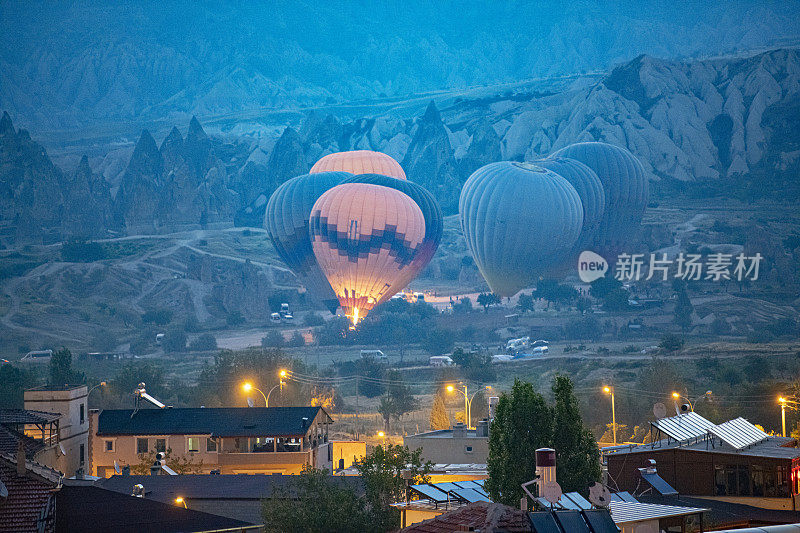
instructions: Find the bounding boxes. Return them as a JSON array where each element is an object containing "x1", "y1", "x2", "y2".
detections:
[
  {"x1": 88, "y1": 381, "x2": 107, "y2": 397},
  {"x1": 671, "y1": 390, "x2": 712, "y2": 412},
  {"x1": 241, "y1": 382, "x2": 267, "y2": 407},
  {"x1": 777, "y1": 396, "x2": 800, "y2": 437},
  {"x1": 377, "y1": 430, "x2": 386, "y2": 447},
  {"x1": 603, "y1": 386, "x2": 616, "y2": 446},
  {"x1": 174, "y1": 497, "x2": 187, "y2": 508},
  {"x1": 445, "y1": 384, "x2": 490, "y2": 429}
]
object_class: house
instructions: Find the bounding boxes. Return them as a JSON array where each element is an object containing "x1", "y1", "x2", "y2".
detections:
[
  {"x1": 1, "y1": 384, "x2": 89, "y2": 477},
  {"x1": 96, "y1": 473, "x2": 365, "y2": 525},
  {"x1": 90, "y1": 406, "x2": 334, "y2": 476},
  {"x1": 403, "y1": 422, "x2": 489, "y2": 465},
  {"x1": 605, "y1": 412, "x2": 800, "y2": 511},
  {"x1": 0, "y1": 448, "x2": 257, "y2": 532}
]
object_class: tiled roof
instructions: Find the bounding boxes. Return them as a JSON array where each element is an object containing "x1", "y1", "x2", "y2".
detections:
[
  {"x1": 402, "y1": 501, "x2": 532, "y2": 532},
  {"x1": 0, "y1": 409, "x2": 61, "y2": 425},
  {"x1": 0, "y1": 424, "x2": 45, "y2": 459},
  {"x1": 97, "y1": 406, "x2": 330, "y2": 437},
  {"x1": 0, "y1": 454, "x2": 59, "y2": 533}
]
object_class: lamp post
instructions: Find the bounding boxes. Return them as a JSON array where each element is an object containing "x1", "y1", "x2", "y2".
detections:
[
  {"x1": 174, "y1": 497, "x2": 187, "y2": 509},
  {"x1": 242, "y1": 370, "x2": 287, "y2": 408},
  {"x1": 88, "y1": 381, "x2": 107, "y2": 396},
  {"x1": 242, "y1": 382, "x2": 267, "y2": 407},
  {"x1": 377, "y1": 430, "x2": 386, "y2": 447},
  {"x1": 671, "y1": 390, "x2": 712, "y2": 412},
  {"x1": 603, "y1": 386, "x2": 616, "y2": 446},
  {"x1": 778, "y1": 397, "x2": 800, "y2": 437},
  {"x1": 447, "y1": 384, "x2": 491, "y2": 429}
]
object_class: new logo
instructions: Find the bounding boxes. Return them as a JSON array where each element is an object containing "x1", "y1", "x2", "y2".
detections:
[{"x1": 578, "y1": 251, "x2": 608, "y2": 283}]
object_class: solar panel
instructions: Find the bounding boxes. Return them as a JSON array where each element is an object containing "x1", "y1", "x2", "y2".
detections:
[
  {"x1": 557, "y1": 496, "x2": 583, "y2": 511},
  {"x1": 409, "y1": 484, "x2": 450, "y2": 503},
  {"x1": 433, "y1": 482, "x2": 462, "y2": 494},
  {"x1": 640, "y1": 471, "x2": 678, "y2": 496},
  {"x1": 452, "y1": 488, "x2": 491, "y2": 503},
  {"x1": 651, "y1": 412, "x2": 715, "y2": 442},
  {"x1": 609, "y1": 493, "x2": 623, "y2": 502},
  {"x1": 473, "y1": 479, "x2": 485, "y2": 487},
  {"x1": 528, "y1": 512, "x2": 563, "y2": 533},
  {"x1": 616, "y1": 491, "x2": 638, "y2": 503},
  {"x1": 563, "y1": 492, "x2": 592, "y2": 510},
  {"x1": 455, "y1": 480, "x2": 482, "y2": 491},
  {"x1": 707, "y1": 417, "x2": 768, "y2": 450},
  {"x1": 553, "y1": 510, "x2": 591, "y2": 533},
  {"x1": 537, "y1": 497, "x2": 561, "y2": 509},
  {"x1": 581, "y1": 509, "x2": 619, "y2": 533}
]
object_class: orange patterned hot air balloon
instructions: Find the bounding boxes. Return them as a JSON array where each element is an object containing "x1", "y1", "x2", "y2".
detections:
[
  {"x1": 309, "y1": 183, "x2": 425, "y2": 324},
  {"x1": 310, "y1": 150, "x2": 406, "y2": 180}
]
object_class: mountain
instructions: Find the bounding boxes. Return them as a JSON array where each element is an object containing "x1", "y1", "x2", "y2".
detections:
[
  {"x1": 2, "y1": 48, "x2": 799, "y2": 246},
  {"x1": 2, "y1": 1, "x2": 799, "y2": 131}
]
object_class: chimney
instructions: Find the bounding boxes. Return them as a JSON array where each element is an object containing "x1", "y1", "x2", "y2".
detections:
[
  {"x1": 452, "y1": 422, "x2": 467, "y2": 439},
  {"x1": 476, "y1": 419, "x2": 489, "y2": 438},
  {"x1": 535, "y1": 448, "x2": 556, "y2": 493},
  {"x1": 16, "y1": 441, "x2": 26, "y2": 477},
  {"x1": 488, "y1": 396, "x2": 500, "y2": 420}
]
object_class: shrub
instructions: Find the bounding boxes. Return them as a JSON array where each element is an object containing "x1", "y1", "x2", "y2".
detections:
[
  {"x1": 226, "y1": 311, "x2": 245, "y2": 326},
  {"x1": 142, "y1": 308, "x2": 172, "y2": 326},
  {"x1": 162, "y1": 328, "x2": 188, "y2": 353},
  {"x1": 189, "y1": 333, "x2": 217, "y2": 351},
  {"x1": 304, "y1": 313, "x2": 325, "y2": 327},
  {"x1": 659, "y1": 333, "x2": 684, "y2": 352}
]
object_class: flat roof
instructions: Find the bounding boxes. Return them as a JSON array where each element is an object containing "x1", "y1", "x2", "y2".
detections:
[
  {"x1": 97, "y1": 406, "x2": 331, "y2": 437},
  {"x1": 605, "y1": 435, "x2": 800, "y2": 461},
  {"x1": 609, "y1": 501, "x2": 707, "y2": 524},
  {"x1": 405, "y1": 429, "x2": 486, "y2": 439}
]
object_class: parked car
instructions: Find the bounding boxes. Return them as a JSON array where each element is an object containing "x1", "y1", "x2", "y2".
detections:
[{"x1": 429, "y1": 355, "x2": 454, "y2": 367}]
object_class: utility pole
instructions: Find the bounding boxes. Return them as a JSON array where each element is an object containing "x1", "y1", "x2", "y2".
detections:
[{"x1": 355, "y1": 375, "x2": 360, "y2": 439}]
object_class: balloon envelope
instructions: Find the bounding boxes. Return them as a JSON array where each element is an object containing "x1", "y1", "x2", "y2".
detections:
[
  {"x1": 310, "y1": 183, "x2": 425, "y2": 322},
  {"x1": 265, "y1": 171, "x2": 351, "y2": 313},
  {"x1": 311, "y1": 150, "x2": 406, "y2": 180},
  {"x1": 535, "y1": 157, "x2": 605, "y2": 271},
  {"x1": 341, "y1": 173, "x2": 442, "y2": 300},
  {"x1": 459, "y1": 161, "x2": 584, "y2": 297},
  {"x1": 550, "y1": 142, "x2": 648, "y2": 258}
]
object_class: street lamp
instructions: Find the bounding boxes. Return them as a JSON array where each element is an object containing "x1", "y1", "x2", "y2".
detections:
[
  {"x1": 174, "y1": 497, "x2": 187, "y2": 508},
  {"x1": 377, "y1": 430, "x2": 386, "y2": 447},
  {"x1": 241, "y1": 382, "x2": 267, "y2": 407},
  {"x1": 241, "y1": 370, "x2": 287, "y2": 408},
  {"x1": 603, "y1": 386, "x2": 616, "y2": 446},
  {"x1": 88, "y1": 381, "x2": 107, "y2": 396},
  {"x1": 671, "y1": 390, "x2": 712, "y2": 412},
  {"x1": 778, "y1": 397, "x2": 800, "y2": 437},
  {"x1": 446, "y1": 384, "x2": 491, "y2": 429}
]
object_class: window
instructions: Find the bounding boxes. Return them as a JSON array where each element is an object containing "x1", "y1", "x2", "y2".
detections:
[
  {"x1": 465, "y1": 446, "x2": 474, "y2": 453},
  {"x1": 79, "y1": 444, "x2": 85, "y2": 465},
  {"x1": 206, "y1": 438, "x2": 217, "y2": 452},
  {"x1": 188, "y1": 437, "x2": 199, "y2": 453},
  {"x1": 104, "y1": 440, "x2": 114, "y2": 452},
  {"x1": 136, "y1": 438, "x2": 148, "y2": 454},
  {"x1": 155, "y1": 439, "x2": 166, "y2": 453},
  {"x1": 80, "y1": 403, "x2": 85, "y2": 425}
]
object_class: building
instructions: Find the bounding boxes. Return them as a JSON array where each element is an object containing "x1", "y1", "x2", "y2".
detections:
[
  {"x1": 23, "y1": 385, "x2": 89, "y2": 477},
  {"x1": 403, "y1": 422, "x2": 489, "y2": 464},
  {"x1": 0, "y1": 449, "x2": 62, "y2": 532},
  {"x1": 0, "y1": 384, "x2": 89, "y2": 477},
  {"x1": 90, "y1": 406, "x2": 334, "y2": 476},
  {"x1": 97, "y1": 473, "x2": 365, "y2": 525},
  {"x1": 605, "y1": 412, "x2": 800, "y2": 511}
]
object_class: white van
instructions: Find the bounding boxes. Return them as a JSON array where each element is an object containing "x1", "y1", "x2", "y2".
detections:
[
  {"x1": 280, "y1": 303, "x2": 290, "y2": 316},
  {"x1": 20, "y1": 350, "x2": 53, "y2": 363},
  {"x1": 532, "y1": 346, "x2": 549, "y2": 355},
  {"x1": 429, "y1": 355, "x2": 455, "y2": 367},
  {"x1": 361, "y1": 350, "x2": 387, "y2": 361},
  {"x1": 270, "y1": 312, "x2": 281, "y2": 323}
]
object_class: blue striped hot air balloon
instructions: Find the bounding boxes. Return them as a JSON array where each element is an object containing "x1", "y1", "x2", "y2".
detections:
[{"x1": 264, "y1": 171, "x2": 351, "y2": 313}]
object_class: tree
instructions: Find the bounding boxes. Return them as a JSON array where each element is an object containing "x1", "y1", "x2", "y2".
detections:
[
  {"x1": 161, "y1": 327, "x2": 187, "y2": 353},
  {"x1": 673, "y1": 287, "x2": 694, "y2": 332},
  {"x1": 551, "y1": 376, "x2": 601, "y2": 493},
  {"x1": 659, "y1": 333, "x2": 684, "y2": 352},
  {"x1": 262, "y1": 465, "x2": 385, "y2": 533},
  {"x1": 429, "y1": 392, "x2": 450, "y2": 430},
  {"x1": 485, "y1": 380, "x2": 552, "y2": 506},
  {"x1": 189, "y1": 333, "x2": 217, "y2": 351},
  {"x1": 262, "y1": 330, "x2": 285, "y2": 348},
  {"x1": 49, "y1": 347, "x2": 83, "y2": 386},
  {"x1": 111, "y1": 362, "x2": 164, "y2": 399},
  {"x1": 517, "y1": 293, "x2": 535, "y2": 313},
  {"x1": 477, "y1": 292, "x2": 500, "y2": 313},
  {"x1": 423, "y1": 328, "x2": 455, "y2": 356},
  {"x1": 287, "y1": 331, "x2": 306, "y2": 347},
  {"x1": 356, "y1": 444, "x2": 433, "y2": 531},
  {"x1": 0, "y1": 364, "x2": 36, "y2": 408},
  {"x1": 452, "y1": 296, "x2": 473, "y2": 314},
  {"x1": 378, "y1": 370, "x2": 418, "y2": 432}
]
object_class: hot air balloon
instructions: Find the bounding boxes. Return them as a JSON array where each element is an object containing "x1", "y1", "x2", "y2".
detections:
[
  {"x1": 459, "y1": 162, "x2": 584, "y2": 297},
  {"x1": 310, "y1": 150, "x2": 406, "y2": 180},
  {"x1": 550, "y1": 142, "x2": 648, "y2": 258},
  {"x1": 265, "y1": 172, "x2": 351, "y2": 313},
  {"x1": 309, "y1": 183, "x2": 425, "y2": 324},
  {"x1": 534, "y1": 157, "x2": 605, "y2": 270},
  {"x1": 340, "y1": 173, "x2": 442, "y2": 300}
]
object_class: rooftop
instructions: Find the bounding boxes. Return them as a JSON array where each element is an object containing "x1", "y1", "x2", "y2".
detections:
[
  {"x1": 0, "y1": 453, "x2": 62, "y2": 533},
  {"x1": 96, "y1": 473, "x2": 365, "y2": 502},
  {"x1": 608, "y1": 500, "x2": 707, "y2": 525},
  {"x1": 97, "y1": 406, "x2": 331, "y2": 437},
  {"x1": 55, "y1": 484, "x2": 258, "y2": 532},
  {"x1": 605, "y1": 435, "x2": 800, "y2": 460},
  {"x1": 0, "y1": 425, "x2": 46, "y2": 459},
  {"x1": 401, "y1": 501, "x2": 531, "y2": 532},
  {"x1": 406, "y1": 428, "x2": 486, "y2": 439},
  {"x1": 0, "y1": 409, "x2": 61, "y2": 426},
  {"x1": 638, "y1": 494, "x2": 800, "y2": 529}
]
